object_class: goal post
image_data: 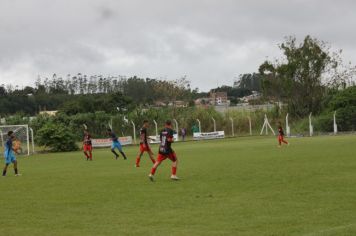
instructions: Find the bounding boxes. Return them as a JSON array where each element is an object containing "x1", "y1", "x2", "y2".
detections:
[{"x1": 0, "y1": 125, "x2": 33, "y2": 156}]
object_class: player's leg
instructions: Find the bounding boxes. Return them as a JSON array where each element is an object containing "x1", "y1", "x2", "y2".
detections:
[
  {"x1": 281, "y1": 136, "x2": 289, "y2": 145},
  {"x1": 169, "y1": 153, "x2": 179, "y2": 180},
  {"x1": 89, "y1": 150, "x2": 93, "y2": 160},
  {"x1": 13, "y1": 160, "x2": 19, "y2": 176},
  {"x1": 111, "y1": 143, "x2": 120, "y2": 159},
  {"x1": 136, "y1": 151, "x2": 144, "y2": 167},
  {"x1": 278, "y1": 135, "x2": 282, "y2": 147},
  {"x1": 83, "y1": 150, "x2": 89, "y2": 160},
  {"x1": 117, "y1": 144, "x2": 127, "y2": 160},
  {"x1": 148, "y1": 149, "x2": 156, "y2": 164},
  {"x1": 149, "y1": 154, "x2": 165, "y2": 181},
  {"x1": 2, "y1": 163, "x2": 9, "y2": 176}
]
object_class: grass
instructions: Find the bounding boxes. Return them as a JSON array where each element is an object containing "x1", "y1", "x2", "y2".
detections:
[{"x1": 1, "y1": 135, "x2": 356, "y2": 236}]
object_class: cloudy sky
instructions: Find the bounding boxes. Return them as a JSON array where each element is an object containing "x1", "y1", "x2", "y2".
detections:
[{"x1": 0, "y1": 0, "x2": 355, "y2": 91}]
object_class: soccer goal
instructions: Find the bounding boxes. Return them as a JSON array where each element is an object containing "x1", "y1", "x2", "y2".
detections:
[{"x1": 0, "y1": 125, "x2": 35, "y2": 156}]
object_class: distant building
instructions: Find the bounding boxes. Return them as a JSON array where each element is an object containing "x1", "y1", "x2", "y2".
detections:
[
  {"x1": 194, "y1": 98, "x2": 211, "y2": 107},
  {"x1": 154, "y1": 101, "x2": 167, "y2": 107},
  {"x1": 39, "y1": 110, "x2": 58, "y2": 116},
  {"x1": 210, "y1": 92, "x2": 229, "y2": 106},
  {"x1": 240, "y1": 91, "x2": 261, "y2": 103},
  {"x1": 168, "y1": 101, "x2": 188, "y2": 108}
]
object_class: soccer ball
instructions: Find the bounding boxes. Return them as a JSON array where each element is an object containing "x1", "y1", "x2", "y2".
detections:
[{"x1": 13, "y1": 140, "x2": 21, "y2": 152}]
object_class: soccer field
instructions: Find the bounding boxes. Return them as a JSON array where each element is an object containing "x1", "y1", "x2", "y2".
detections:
[{"x1": 1, "y1": 135, "x2": 356, "y2": 236}]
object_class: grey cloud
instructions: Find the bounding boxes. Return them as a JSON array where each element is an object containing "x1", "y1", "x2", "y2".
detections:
[{"x1": 0, "y1": 0, "x2": 355, "y2": 91}]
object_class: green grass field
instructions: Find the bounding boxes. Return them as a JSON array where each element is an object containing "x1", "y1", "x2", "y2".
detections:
[{"x1": 1, "y1": 135, "x2": 356, "y2": 236}]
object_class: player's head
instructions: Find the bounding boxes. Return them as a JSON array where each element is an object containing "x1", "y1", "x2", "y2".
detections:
[
  {"x1": 7, "y1": 131, "x2": 14, "y2": 138},
  {"x1": 107, "y1": 128, "x2": 112, "y2": 134},
  {"x1": 84, "y1": 130, "x2": 89, "y2": 135},
  {"x1": 165, "y1": 120, "x2": 172, "y2": 128},
  {"x1": 143, "y1": 120, "x2": 149, "y2": 128}
]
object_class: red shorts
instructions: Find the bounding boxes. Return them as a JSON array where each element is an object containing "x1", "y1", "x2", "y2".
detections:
[
  {"x1": 83, "y1": 144, "x2": 92, "y2": 152},
  {"x1": 157, "y1": 152, "x2": 177, "y2": 162},
  {"x1": 140, "y1": 144, "x2": 151, "y2": 153},
  {"x1": 278, "y1": 135, "x2": 284, "y2": 142}
]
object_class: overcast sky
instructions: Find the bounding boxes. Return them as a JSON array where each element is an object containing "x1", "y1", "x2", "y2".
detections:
[{"x1": 0, "y1": 0, "x2": 355, "y2": 91}]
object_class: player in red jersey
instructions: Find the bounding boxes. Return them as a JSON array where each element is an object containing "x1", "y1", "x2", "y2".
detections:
[
  {"x1": 149, "y1": 120, "x2": 179, "y2": 181},
  {"x1": 277, "y1": 122, "x2": 289, "y2": 147},
  {"x1": 135, "y1": 120, "x2": 155, "y2": 167},
  {"x1": 83, "y1": 129, "x2": 93, "y2": 160}
]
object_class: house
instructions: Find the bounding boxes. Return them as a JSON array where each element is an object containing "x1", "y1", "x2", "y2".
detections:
[
  {"x1": 194, "y1": 98, "x2": 211, "y2": 107},
  {"x1": 240, "y1": 91, "x2": 261, "y2": 103},
  {"x1": 210, "y1": 92, "x2": 229, "y2": 106},
  {"x1": 39, "y1": 110, "x2": 58, "y2": 116}
]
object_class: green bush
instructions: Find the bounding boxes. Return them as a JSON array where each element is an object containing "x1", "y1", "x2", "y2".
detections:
[{"x1": 36, "y1": 122, "x2": 78, "y2": 152}]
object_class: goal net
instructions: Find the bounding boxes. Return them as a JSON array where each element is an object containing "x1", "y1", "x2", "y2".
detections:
[{"x1": 0, "y1": 125, "x2": 34, "y2": 156}]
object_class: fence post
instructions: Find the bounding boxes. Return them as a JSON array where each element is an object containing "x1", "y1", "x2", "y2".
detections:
[
  {"x1": 173, "y1": 119, "x2": 179, "y2": 141},
  {"x1": 196, "y1": 119, "x2": 201, "y2": 133},
  {"x1": 229, "y1": 117, "x2": 235, "y2": 137},
  {"x1": 131, "y1": 121, "x2": 136, "y2": 144},
  {"x1": 211, "y1": 117, "x2": 216, "y2": 132},
  {"x1": 333, "y1": 111, "x2": 338, "y2": 135},
  {"x1": 30, "y1": 128, "x2": 35, "y2": 154},
  {"x1": 153, "y1": 120, "x2": 158, "y2": 138},
  {"x1": 286, "y1": 113, "x2": 291, "y2": 137},
  {"x1": 248, "y1": 116, "x2": 252, "y2": 135},
  {"x1": 309, "y1": 113, "x2": 313, "y2": 137}
]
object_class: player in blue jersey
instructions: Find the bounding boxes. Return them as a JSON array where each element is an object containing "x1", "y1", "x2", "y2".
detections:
[
  {"x1": 107, "y1": 129, "x2": 127, "y2": 160},
  {"x1": 2, "y1": 131, "x2": 20, "y2": 176}
]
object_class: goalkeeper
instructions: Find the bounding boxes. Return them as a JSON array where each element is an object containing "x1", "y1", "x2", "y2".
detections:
[{"x1": 2, "y1": 131, "x2": 21, "y2": 176}]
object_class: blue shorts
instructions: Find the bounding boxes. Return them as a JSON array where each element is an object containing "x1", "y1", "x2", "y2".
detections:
[
  {"x1": 4, "y1": 150, "x2": 16, "y2": 165},
  {"x1": 111, "y1": 141, "x2": 122, "y2": 151}
]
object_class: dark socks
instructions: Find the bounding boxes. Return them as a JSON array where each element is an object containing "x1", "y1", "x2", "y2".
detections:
[
  {"x1": 2, "y1": 170, "x2": 6, "y2": 176},
  {"x1": 120, "y1": 151, "x2": 127, "y2": 160},
  {"x1": 111, "y1": 150, "x2": 119, "y2": 158},
  {"x1": 14, "y1": 168, "x2": 18, "y2": 175}
]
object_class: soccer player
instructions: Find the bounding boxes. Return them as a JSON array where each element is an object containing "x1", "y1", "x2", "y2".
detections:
[
  {"x1": 277, "y1": 122, "x2": 289, "y2": 147},
  {"x1": 136, "y1": 120, "x2": 155, "y2": 167},
  {"x1": 83, "y1": 129, "x2": 93, "y2": 161},
  {"x1": 107, "y1": 129, "x2": 127, "y2": 160},
  {"x1": 2, "y1": 131, "x2": 20, "y2": 177},
  {"x1": 149, "y1": 120, "x2": 179, "y2": 181}
]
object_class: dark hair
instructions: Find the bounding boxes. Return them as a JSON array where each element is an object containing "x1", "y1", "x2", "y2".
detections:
[
  {"x1": 107, "y1": 129, "x2": 112, "y2": 132},
  {"x1": 7, "y1": 131, "x2": 13, "y2": 136},
  {"x1": 165, "y1": 120, "x2": 172, "y2": 126},
  {"x1": 143, "y1": 120, "x2": 149, "y2": 124}
]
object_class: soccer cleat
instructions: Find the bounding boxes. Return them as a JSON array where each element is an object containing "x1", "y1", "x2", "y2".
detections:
[
  {"x1": 135, "y1": 164, "x2": 140, "y2": 168},
  {"x1": 115, "y1": 155, "x2": 119, "y2": 160},
  {"x1": 148, "y1": 174, "x2": 154, "y2": 182},
  {"x1": 171, "y1": 175, "x2": 179, "y2": 181}
]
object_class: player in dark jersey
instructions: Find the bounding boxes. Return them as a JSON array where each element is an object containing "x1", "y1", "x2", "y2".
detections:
[
  {"x1": 2, "y1": 131, "x2": 20, "y2": 176},
  {"x1": 277, "y1": 122, "x2": 289, "y2": 147},
  {"x1": 149, "y1": 120, "x2": 179, "y2": 181},
  {"x1": 107, "y1": 129, "x2": 127, "y2": 160},
  {"x1": 83, "y1": 129, "x2": 93, "y2": 161},
  {"x1": 135, "y1": 120, "x2": 155, "y2": 167}
]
